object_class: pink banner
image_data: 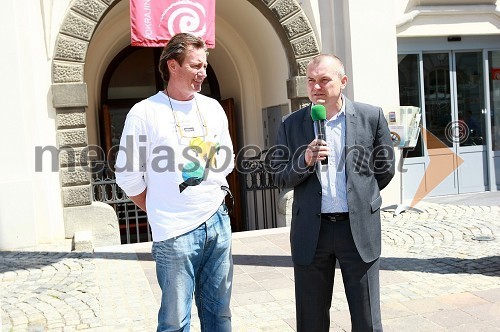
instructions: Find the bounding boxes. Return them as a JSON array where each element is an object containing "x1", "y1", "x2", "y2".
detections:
[{"x1": 130, "y1": 0, "x2": 216, "y2": 48}]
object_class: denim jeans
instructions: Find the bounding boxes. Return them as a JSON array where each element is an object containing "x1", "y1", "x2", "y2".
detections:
[{"x1": 151, "y1": 203, "x2": 233, "y2": 332}]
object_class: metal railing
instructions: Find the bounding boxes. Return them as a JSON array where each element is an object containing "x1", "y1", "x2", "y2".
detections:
[
  {"x1": 240, "y1": 150, "x2": 280, "y2": 230},
  {"x1": 91, "y1": 153, "x2": 281, "y2": 244},
  {"x1": 91, "y1": 162, "x2": 151, "y2": 244}
]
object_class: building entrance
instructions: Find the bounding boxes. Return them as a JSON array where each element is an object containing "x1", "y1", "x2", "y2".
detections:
[
  {"x1": 423, "y1": 51, "x2": 488, "y2": 195},
  {"x1": 97, "y1": 46, "x2": 244, "y2": 243},
  {"x1": 398, "y1": 41, "x2": 500, "y2": 200}
]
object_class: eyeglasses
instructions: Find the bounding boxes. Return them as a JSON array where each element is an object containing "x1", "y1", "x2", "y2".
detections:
[
  {"x1": 168, "y1": 94, "x2": 207, "y2": 139},
  {"x1": 172, "y1": 106, "x2": 207, "y2": 139}
]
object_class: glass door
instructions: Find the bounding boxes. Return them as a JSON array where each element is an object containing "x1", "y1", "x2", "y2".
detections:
[
  {"x1": 453, "y1": 51, "x2": 488, "y2": 193},
  {"x1": 422, "y1": 51, "x2": 489, "y2": 195},
  {"x1": 399, "y1": 51, "x2": 490, "y2": 198},
  {"x1": 422, "y1": 52, "x2": 459, "y2": 196}
]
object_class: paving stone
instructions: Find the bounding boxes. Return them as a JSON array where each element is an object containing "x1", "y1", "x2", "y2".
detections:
[
  {"x1": 424, "y1": 308, "x2": 483, "y2": 328},
  {"x1": 384, "y1": 315, "x2": 447, "y2": 332},
  {"x1": 1, "y1": 201, "x2": 499, "y2": 331}
]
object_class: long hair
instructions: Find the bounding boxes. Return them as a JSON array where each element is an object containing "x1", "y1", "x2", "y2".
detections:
[{"x1": 158, "y1": 33, "x2": 207, "y2": 83}]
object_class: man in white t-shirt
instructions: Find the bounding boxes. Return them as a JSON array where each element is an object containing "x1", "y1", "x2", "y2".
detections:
[{"x1": 115, "y1": 33, "x2": 234, "y2": 332}]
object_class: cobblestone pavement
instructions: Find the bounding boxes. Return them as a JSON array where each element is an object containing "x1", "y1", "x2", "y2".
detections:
[{"x1": 1, "y1": 201, "x2": 499, "y2": 331}]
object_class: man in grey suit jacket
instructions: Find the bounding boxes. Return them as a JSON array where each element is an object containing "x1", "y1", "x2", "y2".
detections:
[{"x1": 271, "y1": 55, "x2": 395, "y2": 331}]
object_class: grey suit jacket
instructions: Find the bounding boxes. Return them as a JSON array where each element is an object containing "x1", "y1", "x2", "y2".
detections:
[{"x1": 271, "y1": 98, "x2": 395, "y2": 265}]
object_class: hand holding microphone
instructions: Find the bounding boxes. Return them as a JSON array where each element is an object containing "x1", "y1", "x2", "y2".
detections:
[{"x1": 306, "y1": 104, "x2": 329, "y2": 166}]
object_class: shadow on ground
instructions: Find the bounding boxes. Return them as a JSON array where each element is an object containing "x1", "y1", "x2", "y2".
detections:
[{"x1": 1, "y1": 251, "x2": 498, "y2": 277}]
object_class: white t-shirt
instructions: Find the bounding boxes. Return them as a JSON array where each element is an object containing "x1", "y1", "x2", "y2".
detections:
[{"x1": 115, "y1": 91, "x2": 235, "y2": 241}]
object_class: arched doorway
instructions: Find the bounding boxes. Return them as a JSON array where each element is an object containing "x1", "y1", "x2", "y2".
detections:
[
  {"x1": 99, "y1": 46, "x2": 222, "y2": 162},
  {"x1": 96, "y1": 45, "x2": 243, "y2": 243},
  {"x1": 51, "y1": 0, "x2": 319, "y2": 245}
]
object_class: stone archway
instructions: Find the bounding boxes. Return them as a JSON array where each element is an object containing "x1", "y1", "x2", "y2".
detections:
[
  {"x1": 246, "y1": 0, "x2": 320, "y2": 109},
  {"x1": 51, "y1": 0, "x2": 319, "y2": 242}
]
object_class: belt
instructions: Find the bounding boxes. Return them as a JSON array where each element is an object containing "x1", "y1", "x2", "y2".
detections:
[{"x1": 321, "y1": 212, "x2": 349, "y2": 222}]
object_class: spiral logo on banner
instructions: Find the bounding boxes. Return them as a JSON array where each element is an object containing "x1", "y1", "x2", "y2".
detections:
[
  {"x1": 130, "y1": 0, "x2": 215, "y2": 47},
  {"x1": 160, "y1": 0, "x2": 207, "y2": 38}
]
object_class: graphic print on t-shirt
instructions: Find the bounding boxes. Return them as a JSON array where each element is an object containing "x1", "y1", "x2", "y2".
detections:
[{"x1": 179, "y1": 137, "x2": 220, "y2": 193}]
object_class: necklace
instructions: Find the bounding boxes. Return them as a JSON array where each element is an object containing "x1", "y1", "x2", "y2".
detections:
[{"x1": 165, "y1": 89, "x2": 207, "y2": 139}]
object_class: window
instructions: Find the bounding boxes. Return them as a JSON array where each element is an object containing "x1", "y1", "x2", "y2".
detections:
[
  {"x1": 398, "y1": 53, "x2": 424, "y2": 157},
  {"x1": 489, "y1": 50, "x2": 500, "y2": 151}
]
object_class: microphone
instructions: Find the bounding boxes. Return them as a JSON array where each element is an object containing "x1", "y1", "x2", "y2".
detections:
[{"x1": 311, "y1": 104, "x2": 328, "y2": 165}]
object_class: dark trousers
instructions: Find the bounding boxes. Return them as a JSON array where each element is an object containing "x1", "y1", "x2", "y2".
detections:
[{"x1": 294, "y1": 218, "x2": 382, "y2": 332}]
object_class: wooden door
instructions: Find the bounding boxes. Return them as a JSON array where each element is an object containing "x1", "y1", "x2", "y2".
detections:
[
  {"x1": 101, "y1": 104, "x2": 114, "y2": 163},
  {"x1": 219, "y1": 98, "x2": 244, "y2": 232},
  {"x1": 101, "y1": 102, "x2": 138, "y2": 167}
]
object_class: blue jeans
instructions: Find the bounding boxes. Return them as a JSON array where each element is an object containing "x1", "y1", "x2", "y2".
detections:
[{"x1": 151, "y1": 203, "x2": 233, "y2": 332}]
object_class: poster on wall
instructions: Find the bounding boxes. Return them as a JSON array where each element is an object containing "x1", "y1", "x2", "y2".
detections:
[{"x1": 130, "y1": 0, "x2": 216, "y2": 48}]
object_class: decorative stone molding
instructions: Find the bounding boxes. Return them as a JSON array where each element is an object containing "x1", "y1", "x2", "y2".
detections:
[
  {"x1": 51, "y1": 0, "x2": 320, "y2": 243},
  {"x1": 61, "y1": 12, "x2": 96, "y2": 41},
  {"x1": 52, "y1": 0, "x2": 319, "y2": 87},
  {"x1": 282, "y1": 14, "x2": 311, "y2": 40},
  {"x1": 59, "y1": 147, "x2": 88, "y2": 168},
  {"x1": 52, "y1": 83, "x2": 88, "y2": 107},
  {"x1": 397, "y1": 4, "x2": 500, "y2": 29},
  {"x1": 100, "y1": 0, "x2": 117, "y2": 5},
  {"x1": 62, "y1": 185, "x2": 92, "y2": 207},
  {"x1": 296, "y1": 58, "x2": 310, "y2": 76},
  {"x1": 72, "y1": 0, "x2": 108, "y2": 22},
  {"x1": 291, "y1": 35, "x2": 318, "y2": 57},
  {"x1": 53, "y1": 62, "x2": 84, "y2": 83},
  {"x1": 61, "y1": 167, "x2": 91, "y2": 187},
  {"x1": 56, "y1": 108, "x2": 87, "y2": 129},
  {"x1": 54, "y1": 35, "x2": 88, "y2": 62},
  {"x1": 287, "y1": 76, "x2": 311, "y2": 110},
  {"x1": 270, "y1": 0, "x2": 301, "y2": 21},
  {"x1": 260, "y1": 0, "x2": 320, "y2": 101},
  {"x1": 57, "y1": 129, "x2": 88, "y2": 148},
  {"x1": 286, "y1": 76, "x2": 308, "y2": 99}
]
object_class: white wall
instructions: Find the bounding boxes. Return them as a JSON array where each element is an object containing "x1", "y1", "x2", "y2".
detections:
[
  {"x1": 210, "y1": 18, "x2": 258, "y2": 149},
  {"x1": 344, "y1": 1, "x2": 400, "y2": 107},
  {"x1": 342, "y1": 0, "x2": 401, "y2": 207},
  {"x1": 215, "y1": 0, "x2": 289, "y2": 148},
  {"x1": 0, "y1": 0, "x2": 68, "y2": 248},
  {"x1": 396, "y1": 0, "x2": 500, "y2": 36}
]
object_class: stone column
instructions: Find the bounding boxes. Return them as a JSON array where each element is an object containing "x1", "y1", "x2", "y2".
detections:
[
  {"x1": 287, "y1": 75, "x2": 310, "y2": 111},
  {"x1": 50, "y1": 0, "x2": 121, "y2": 248},
  {"x1": 52, "y1": 83, "x2": 120, "y2": 248},
  {"x1": 52, "y1": 83, "x2": 92, "y2": 210}
]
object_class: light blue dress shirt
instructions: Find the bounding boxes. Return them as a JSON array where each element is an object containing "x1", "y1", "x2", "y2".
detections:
[{"x1": 316, "y1": 96, "x2": 348, "y2": 213}]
